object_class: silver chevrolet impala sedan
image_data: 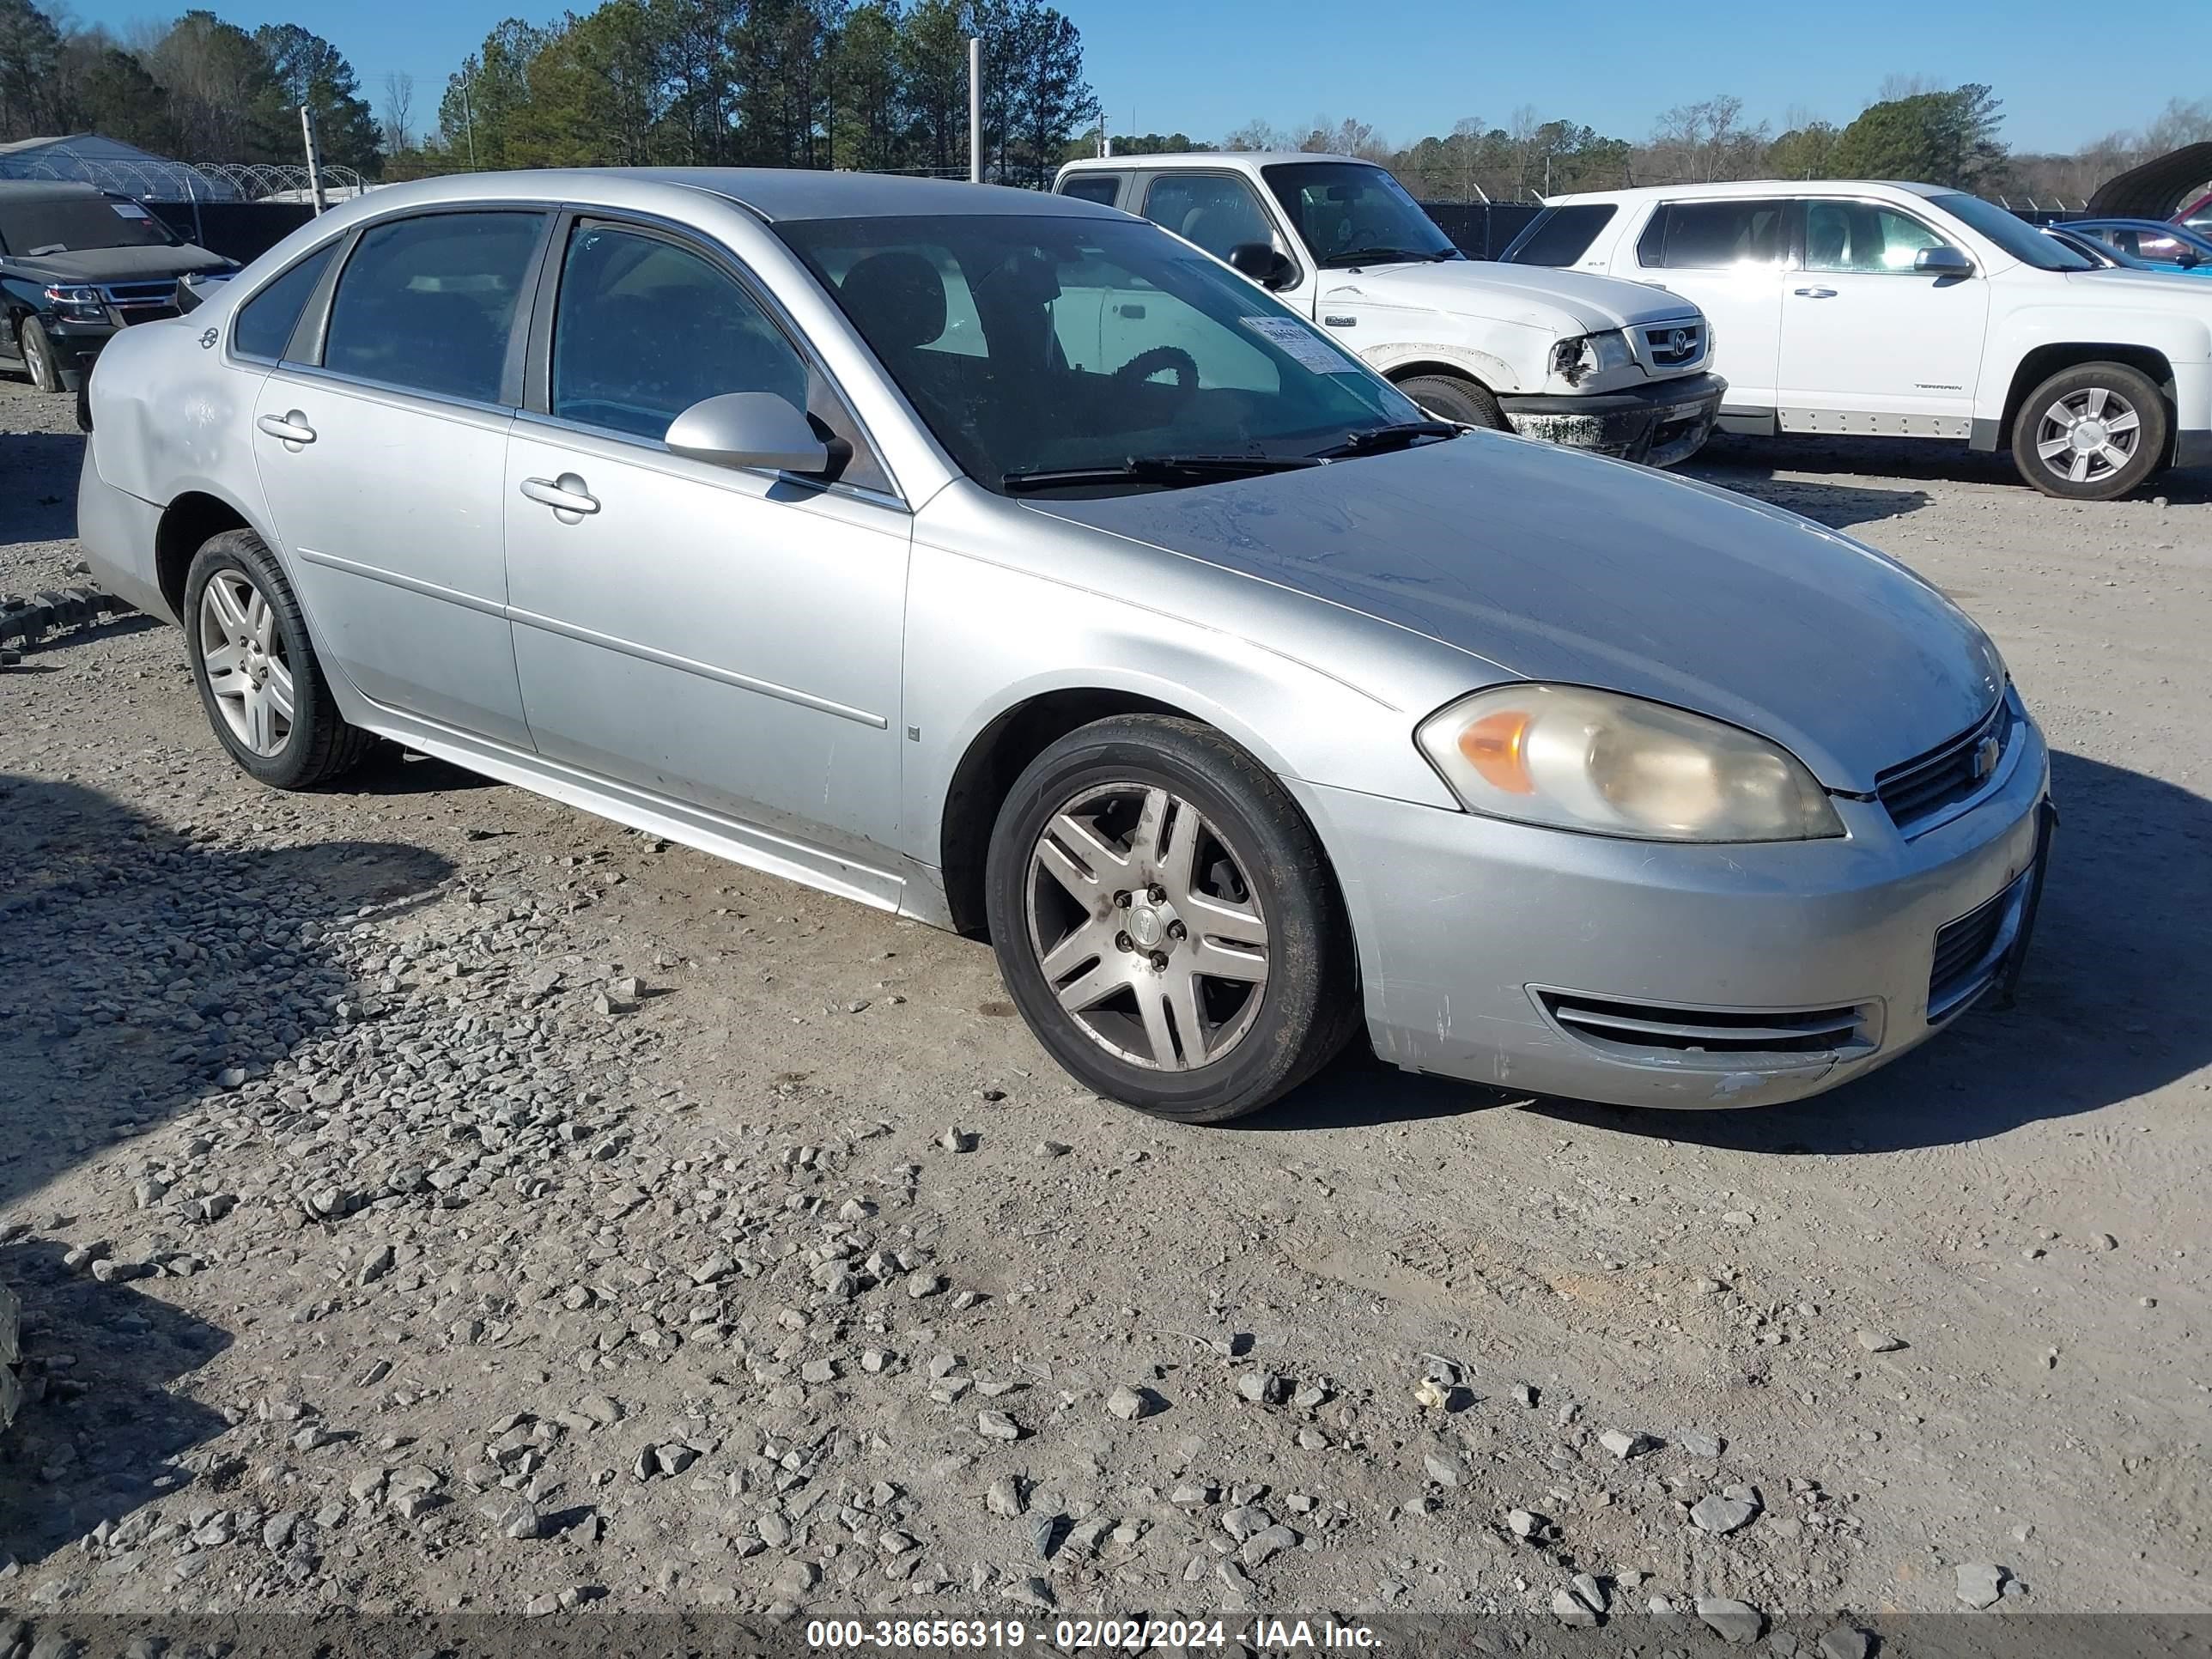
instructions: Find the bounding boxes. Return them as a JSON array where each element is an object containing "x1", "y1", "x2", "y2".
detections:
[{"x1": 77, "y1": 169, "x2": 2055, "y2": 1122}]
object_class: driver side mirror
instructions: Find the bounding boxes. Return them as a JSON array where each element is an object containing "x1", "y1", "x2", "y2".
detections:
[
  {"x1": 1227, "y1": 241, "x2": 1297, "y2": 291},
  {"x1": 665, "y1": 392, "x2": 844, "y2": 477},
  {"x1": 1914, "y1": 245, "x2": 1974, "y2": 277}
]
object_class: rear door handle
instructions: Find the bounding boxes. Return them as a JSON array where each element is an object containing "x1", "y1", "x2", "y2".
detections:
[
  {"x1": 520, "y1": 473, "x2": 600, "y2": 522},
  {"x1": 1792, "y1": 286, "x2": 1838, "y2": 298},
  {"x1": 255, "y1": 410, "x2": 315, "y2": 448}
]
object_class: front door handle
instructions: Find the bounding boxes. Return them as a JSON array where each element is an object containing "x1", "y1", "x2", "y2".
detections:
[
  {"x1": 1792, "y1": 286, "x2": 1839, "y2": 298},
  {"x1": 520, "y1": 473, "x2": 600, "y2": 523},
  {"x1": 255, "y1": 410, "x2": 315, "y2": 448}
]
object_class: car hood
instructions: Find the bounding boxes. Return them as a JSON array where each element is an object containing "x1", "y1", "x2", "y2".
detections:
[
  {"x1": 1318, "y1": 258, "x2": 1700, "y2": 335},
  {"x1": 2063, "y1": 266, "x2": 2212, "y2": 305},
  {"x1": 1028, "y1": 435, "x2": 2003, "y2": 793},
  {"x1": 9, "y1": 243, "x2": 232, "y2": 283}
]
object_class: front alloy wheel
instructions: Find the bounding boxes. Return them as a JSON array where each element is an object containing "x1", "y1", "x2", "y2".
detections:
[
  {"x1": 985, "y1": 715, "x2": 1359, "y2": 1123},
  {"x1": 1025, "y1": 782, "x2": 1271, "y2": 1072},
  {"x1": 2012, "y1": 362, "x2": 2168, "y2": 501}
]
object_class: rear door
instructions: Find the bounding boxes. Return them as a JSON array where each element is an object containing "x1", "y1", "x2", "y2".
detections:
[
  {"x1": 250, "y1": 208, "x2": 547, "y2": 749},
  {"x1": 1630, "y1": 198, "x2": 1790, "y2": 410},
  {"x1": 1778, "y1": 198, "x2": 1989, "y2": 426}
]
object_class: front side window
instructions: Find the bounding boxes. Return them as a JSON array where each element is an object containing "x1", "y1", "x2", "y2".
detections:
[
  {"x1": 233, "y1": 240, "x2": 338, "y2": 361},
  {"x1": 1638, "y1": 199, "x2": 1790, "y2": 269},
  {"x1": 322, "y1": 211, "x2": 545, "y2": 403},
  {"x1": 1260, "y1": 161, "x2": 1459, "y2": 268},
  {"x1": 1139, "y1": 173, "x2": 1278, "y2": 264},
  {"x1": 779, "y1": 213, "x2": 1425, "y2": 495},
  {"x1": 1059, "y1": 173, "x2": 1124, "y2": 207},
  {"x1": 1803, "y1": 201, "x2": 1946, "y2": 272}
]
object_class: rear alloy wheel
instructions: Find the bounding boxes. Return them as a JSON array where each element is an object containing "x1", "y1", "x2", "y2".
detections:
[
  {"x1": 2011, "y1": 362, "x2": 2168, "y2": 501},
  {"x1": 984, "y1": 716, "x2": 1359, "y2": 1123},
  {"x1": 19, "y1": 316, "x2": 62, "y2": 392},
  {"x1": 1397, "y1": 372, "x2": 1506, "y2": 430},
  {"x1": 184, "y1": 530, "x2": 376, "y2": 789}
]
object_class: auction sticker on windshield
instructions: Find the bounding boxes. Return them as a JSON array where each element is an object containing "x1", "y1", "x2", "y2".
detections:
[{"x1": 1240, "y1": 314, "x2": 1359, "y2": 374}]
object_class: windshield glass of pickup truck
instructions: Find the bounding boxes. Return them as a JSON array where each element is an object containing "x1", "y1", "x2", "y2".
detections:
[
  {"x1": 1261, "y1": 161, "x2": 1462, "y2": 267},
  {"x1": 0, "y1": 194, "x2": 177, "y2": 256},
  {"x1": 781, "y1": 214, "x2": 1431, "y2": 495},
  {"x1": 1930, "y1": 191, "x2": 2094, "y2": 272}
]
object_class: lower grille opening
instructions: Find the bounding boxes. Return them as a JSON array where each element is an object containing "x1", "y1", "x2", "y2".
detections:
[
  {"x1": 1535, "y1": 989, "x2": 1873, "y2": 1064},
  {"x1": 1928, "y1": 877, "x2": 2022, "y2": 1018}
]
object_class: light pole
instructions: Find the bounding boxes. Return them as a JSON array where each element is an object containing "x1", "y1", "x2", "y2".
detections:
[{"x1": 968, "y1": 37, "x2": 981, "y2": 183}]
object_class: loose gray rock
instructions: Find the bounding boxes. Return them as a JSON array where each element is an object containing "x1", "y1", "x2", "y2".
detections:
[
  {"x1": 1956, "y1": 1562, "x2": 2009, "y2": 1609},
  {"x1": 1549, "y1": 1587, "x2": 1599, "y2": 1628},
  {"x1": 1691, "y1": 1494, "x2": 1759, "y2": 1534},
  {"x1": 1235, "y1": 1370, "x2": 1289, "y2": 1406},
  {"x1": 1679, "y1": 1431, "x2": 1725, "y2": 1458},
  {"x1": 1423, "y1": 1452, "x2": 1462, "y2": 1487},
  {"x1": 1694, "y1": 1598, "x2": 1765, "y2": 1644},
  {"x1": 1105, "y1": 1384, "x2": 1152, "y2": 1421},
  {"x1": 986, "y1": 1475, "x2": 1024, "y2": 1517},
  {"x1": 976, "y1": 1410, "x2": 1021, "y2": 1442},
  {"x1": 1855, "y1": 1330, "x2": 1907, "y2": 1353},
  {"x1": 1599, "y1": 1429, "x2": 1655, "y2": 1460},
  {"x1": 1239, "y1": 1523, "x2": 1297, "y2": 1568},
  {"x1": 1818, "y1": 1628, "x2": 1872, "y2": 1659}
]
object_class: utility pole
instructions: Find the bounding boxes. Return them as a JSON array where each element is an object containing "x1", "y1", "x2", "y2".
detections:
[
  {"x1": 299, "y1": 105, "x2": 327, "y2": 214},
  {"x1": 461, "y1": 73, "x2": 477, "y2": 169},
  {"x1": 967, "y1": 37, "x2": 982, "y2": 183}
]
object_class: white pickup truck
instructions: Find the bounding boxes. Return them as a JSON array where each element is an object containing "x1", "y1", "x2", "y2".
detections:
[
  {"x1": 1054, "y1": 151, "x2": 1726, "y2": 466},
  {"x1": 1504, "y1": 179, "x2": 2212, "y2": 500}
]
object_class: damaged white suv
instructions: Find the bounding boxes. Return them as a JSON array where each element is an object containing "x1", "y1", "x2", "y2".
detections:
[{"x1": 1056, "y1": 151, "x2": 1726, "y2": 465}]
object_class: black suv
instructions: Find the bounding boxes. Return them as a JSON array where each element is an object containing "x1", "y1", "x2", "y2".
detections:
[{"x1": 2, "y1": 180, "x2": 233, "y2": 392}]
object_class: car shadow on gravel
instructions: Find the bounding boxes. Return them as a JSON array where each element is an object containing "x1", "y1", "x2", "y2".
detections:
[
  {"x1": 0, "y1": 432, "x2": 84, "y2": 546},
  {"x1": 1264, "y1": 749, "x2": 2210, "y2": 1151},
  {"x1": 1692, "y1": 432, "x2": 2212, "y2": 507},
  {"x1": 0, "y1": 773, "x2": 455, "y2": 1217},
  {"x1": 0, "y1": 1238, "x2": 235, "y2": 1568}
]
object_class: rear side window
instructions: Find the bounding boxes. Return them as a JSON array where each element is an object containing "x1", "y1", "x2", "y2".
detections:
[
  {"x1": 323, "y1": 211, "x2": 544, "y2": 403},
  {"x1": 232, "y1": 241, "x2": 338, "y2": 361},
  {"x1": 1503, "y1": 204, "x2": 1617, "y2": 266},
  {"x1": 1638, "y1": 199, "x2": 1790, "y2": 269},
  {"x1": 1060, "y1": 173, "x2": 1124, "y2": 207}
]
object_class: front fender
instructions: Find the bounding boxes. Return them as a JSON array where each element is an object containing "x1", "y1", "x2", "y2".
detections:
[
  {"x1": 1976, "y1": 301, "x2": 2212, "y2": 425},
  {"x1": 1360, "y1": 337, "x2": 1534, "y2": 395}
]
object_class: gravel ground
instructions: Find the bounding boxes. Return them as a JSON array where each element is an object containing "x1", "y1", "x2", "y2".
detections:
[{"x1": 2, "y1": 374, "x2": 2208, "y2": 1643}]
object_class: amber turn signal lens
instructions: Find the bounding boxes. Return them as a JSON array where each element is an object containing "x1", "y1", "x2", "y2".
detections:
[{"x1": 1456, "y1": 709, "x2": 1535, "y2": 794}]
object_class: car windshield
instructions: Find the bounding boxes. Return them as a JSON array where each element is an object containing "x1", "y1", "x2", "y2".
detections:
[
  {"x1": 0, "y1": 193, "x2": 177, "y2": 256},
  {"x1": 1259, "y1": 161, "x2": 1462, "y2": 268},
  {"x1": 1928, "y1": 192, "x2": 2093, "y2": 272},
  {"x1": 777, "y1": 213, "x2": 1432, "y2": 495}
]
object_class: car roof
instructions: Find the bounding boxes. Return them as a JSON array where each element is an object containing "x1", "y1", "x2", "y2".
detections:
[
  {"x1": 1060, "y1": 151, "x2": 1367, "y2": 171},
  {"x1": 1544, "y1": 179, "x2": 1951, "y2": 206}
]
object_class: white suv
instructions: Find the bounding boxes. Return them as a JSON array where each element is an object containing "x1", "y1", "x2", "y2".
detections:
[
  {"x1": 1056, "y1": 152, "x2": 1726, "y2": 466},
  {"x1": 1505, "y1": 179, "x2": 2212, "y2": 500}
]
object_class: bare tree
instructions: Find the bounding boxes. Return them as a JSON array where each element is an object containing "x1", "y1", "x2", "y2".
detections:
[
  {"x1": 381, "y1": 69, "x2": 414, "y2": 154},
  {"x1": 1877, "y1": 72, "x2": 1940, "y2": 101}
]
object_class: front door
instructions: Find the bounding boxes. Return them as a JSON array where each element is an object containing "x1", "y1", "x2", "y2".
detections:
[
  {"x1": 1778, "y1": 198, "x2": 1990, "y2": 423},
  {"x1": 502, "y1": 219, "x2": 910, "y2": 897},
  {"x1": 250, "y1": 208, "x2": 546, "y2": 749}
]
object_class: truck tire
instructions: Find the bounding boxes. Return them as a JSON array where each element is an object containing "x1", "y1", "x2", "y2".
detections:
[
  {"x1": 1397, "y1": 373, "x2": 1507, "y2": 431},
  {"x1": 2010, "y1": 362, "x2": 2169, "y2": 501},
  {"x1": 18, "y1": 316, "x2": 62, "y2": 392}
]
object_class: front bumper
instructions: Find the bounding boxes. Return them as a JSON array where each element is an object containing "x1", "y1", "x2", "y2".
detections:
[
  {"x1": 1499, "y1": 371, "x2": 1726, "y2": 467},
  {"x1": 1289, "y1": 692, "x2": 2051, "y2": 1110},
  {"x1": 39, "y1": 317, "x2": 120, "y2": 389}
]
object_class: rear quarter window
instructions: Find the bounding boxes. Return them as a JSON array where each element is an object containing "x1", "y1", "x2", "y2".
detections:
[
  {"x1": 1503, "y1": 204, "x2": 1617, "y2": 266},
  {"x1": 1059, "y1": 173, "x2": 1125, "y2": 207},
  {"x1": 231, "y1": 241, "x2": 339, "y2": 361}
]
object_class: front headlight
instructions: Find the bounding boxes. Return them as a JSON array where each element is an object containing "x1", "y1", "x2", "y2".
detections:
[
  {"x1": 42, "y1": 284, "x2": 106, "y2": 319},
  {"x1": 1549, "y1": 331, "x2": 1633, "y2": 385},
  {"x1": 1415, "y1": 684, "x2": 1844, "y2": 842}
]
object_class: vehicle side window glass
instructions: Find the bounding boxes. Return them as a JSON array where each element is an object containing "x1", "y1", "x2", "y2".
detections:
[
  {"x1": 232, "y1": 240, "x2": 338, "y2": 361},
  {"x1": 1504, "y1": 204, "x2": 1616, "y2": 266},
  {"x1": 1642, "y1": 200, "x2": 1787, "y2": 268},
  {"x1": 1803, "y1": 202, "x2": 1945, "y2": 273},
  {"x1": 552, "y1": 224, "x2": 890, "y2": 492},
  {"x1": 323, "y1": 211, "x2": 543, "y2": 402},
  {"x1": 1060, "y1": 174, "x2": 1124, "y2": 207},
  {"x1": 1139, "y1": 174, "x2": 1277, "y2": 264}
]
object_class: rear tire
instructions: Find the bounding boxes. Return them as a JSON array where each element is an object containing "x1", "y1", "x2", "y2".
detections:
[
  {"x1": 1398, "y1": 373, "x2": 1506, "y2": 430},
  {"x1": 183, "y1": 530, "x2": 376, "y2": 790},
  {"x1": 984, "y1": 715, "x2": 1360, "y2": 1124},
  {"x1": 2010, "y1": 362, "x2": 2168, "y2": 501},
  {"x1": 19, "y1": 316, "x2": 62, "y2": 392}
]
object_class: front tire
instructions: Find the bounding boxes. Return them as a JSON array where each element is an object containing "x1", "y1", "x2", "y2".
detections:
[
  {"x1": 983, "y1": 716, "x2": 1359, "y2": 1124},
  {"x1": 184, "y1": 530, "x2": 374, "y2": 789},
  {"x1": 19, "y1": 316, "x2": 62, "y2": 392},
  {"x1": 1397, "y1": 373, "x2": 1506, "y2": 430},
  {"x1": 2011, "y1": 362, "x2": 2168, "y2": 501}
]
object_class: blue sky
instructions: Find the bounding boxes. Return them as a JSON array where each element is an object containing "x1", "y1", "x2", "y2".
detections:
[{"x1": 58, "y1": 0, "x2": 2212, "y2": 155}]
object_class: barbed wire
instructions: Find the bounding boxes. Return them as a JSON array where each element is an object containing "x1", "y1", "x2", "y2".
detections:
[{"x1": 0, "y1": 152, "x2": 369, "y2": 203}]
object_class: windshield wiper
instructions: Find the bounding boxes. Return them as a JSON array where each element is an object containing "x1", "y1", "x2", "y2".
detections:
[
  {"x1": 1320, "y1": 246, "x2": 1459, "y2": 269},
  {"x1": 1308, "y1": 420, "x2": 1462, "y2": 459},
  {"x1": 26, "y1": 243, "x2": 69, "y2": 257},
  {"x1": 1002, "y1": 453, "x2": 1326, "y2": 493}
]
